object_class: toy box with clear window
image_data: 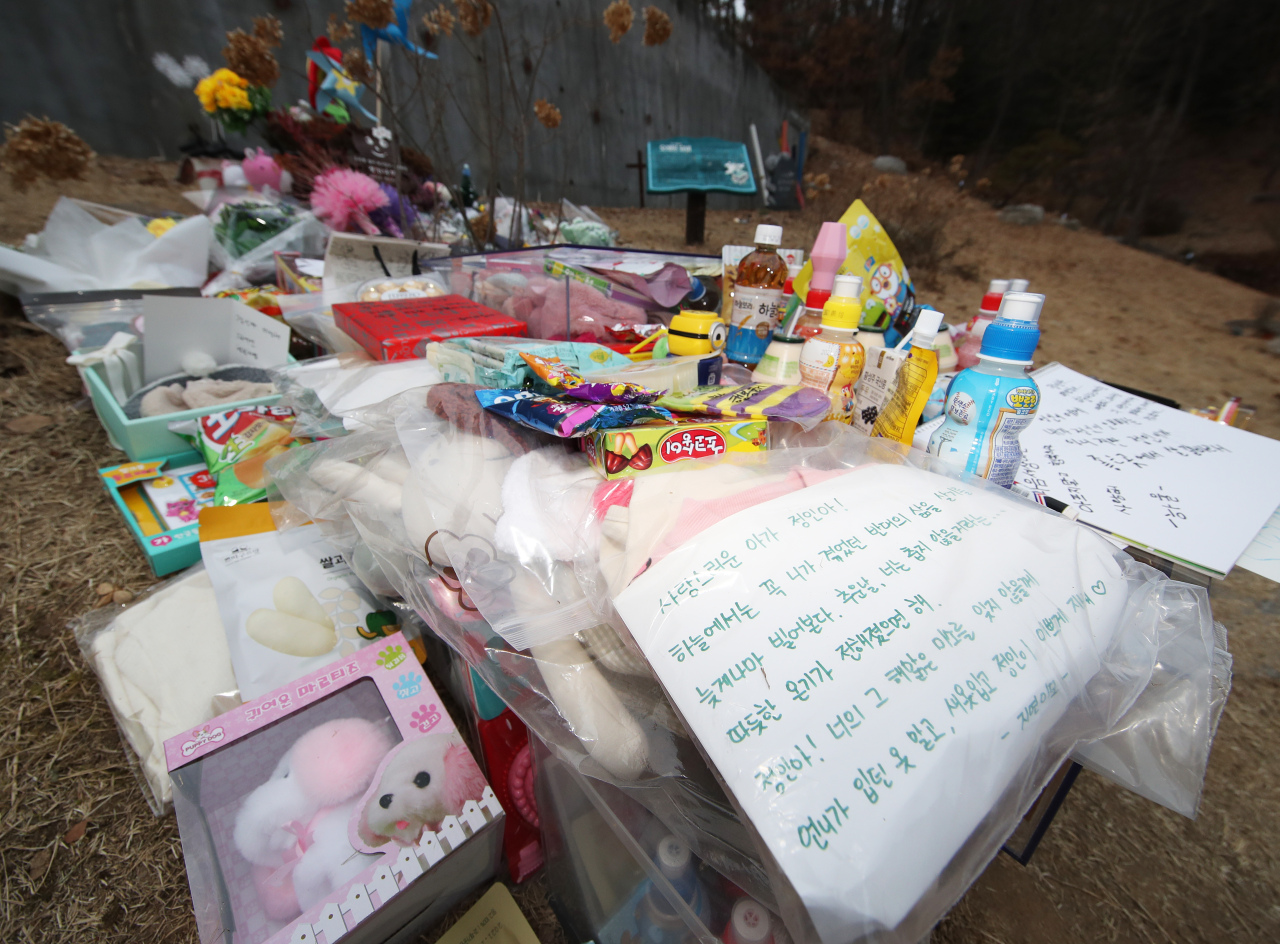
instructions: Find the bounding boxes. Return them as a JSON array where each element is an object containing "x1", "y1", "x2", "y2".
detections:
[{"x1": 165, "y1": 631, "x2": 503, "y2": 944}]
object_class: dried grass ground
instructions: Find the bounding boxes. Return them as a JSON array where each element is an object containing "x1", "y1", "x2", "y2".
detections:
[{"x1": 1, "y1": 148, "x2": 1278, "y2": 944}]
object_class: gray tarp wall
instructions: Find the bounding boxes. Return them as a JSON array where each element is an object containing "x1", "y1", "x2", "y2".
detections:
[{"x1": 1, "y1": 0, "x2": 797, "y2": 208}]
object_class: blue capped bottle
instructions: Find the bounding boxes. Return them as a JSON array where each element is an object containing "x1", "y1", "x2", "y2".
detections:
[{"x1": 926, "y1": 292, "x2": 1045, "y2": 486}]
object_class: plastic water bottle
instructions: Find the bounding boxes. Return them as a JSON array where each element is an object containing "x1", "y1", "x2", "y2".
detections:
[
  {"x1": 727, "y1": 225, "x2": 787, "y2": 367},
  {"x1": 927, "y1": 292, "x2": 1045, "y2": 486},
  {"x1": 637, "y1": 836, "x2": 712, "y2": 944}
]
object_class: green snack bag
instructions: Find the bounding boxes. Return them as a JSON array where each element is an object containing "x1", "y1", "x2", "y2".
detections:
[{"x1": 170, "y1": 406, "x2": 305, "y2": 506}]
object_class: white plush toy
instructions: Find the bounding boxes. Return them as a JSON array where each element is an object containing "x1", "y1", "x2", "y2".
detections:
[{"x1": 233, "y1": 717, "x2": 394, "y2": 919}]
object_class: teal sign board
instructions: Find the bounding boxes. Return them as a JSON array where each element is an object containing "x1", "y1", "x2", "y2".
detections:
[{"x1": 646, "y1": 138, "x2": 756, "y2": 194}]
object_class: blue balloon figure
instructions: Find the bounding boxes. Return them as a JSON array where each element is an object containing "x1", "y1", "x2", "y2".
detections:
[{"x1": 361, "y1": 0, "x2": 438, "y2": 63}]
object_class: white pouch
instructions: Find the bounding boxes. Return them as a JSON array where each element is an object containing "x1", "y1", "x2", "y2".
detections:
[{"x1": 200, "y1": 504, "x2": 398, "y2": 699}]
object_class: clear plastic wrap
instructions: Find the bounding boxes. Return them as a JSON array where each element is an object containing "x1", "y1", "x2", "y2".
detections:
[
  {"x1": 272, "y1": 353, "x2": 443, "y2": 437},
  {"x1": 72, "y1": 565, "x2": 239, "y2": 813},
  {"x1": 265, "y1": 395, "x2": 1226, "y2": 944}
]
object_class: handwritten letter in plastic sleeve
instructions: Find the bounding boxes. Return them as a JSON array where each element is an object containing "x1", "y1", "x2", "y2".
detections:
[
  {"x1": 1019, "y1": 363, "x2": 1280, "y2": 576},
  {"x1": 613, "y1": 464, "x2": 1130, "y2": 942}
]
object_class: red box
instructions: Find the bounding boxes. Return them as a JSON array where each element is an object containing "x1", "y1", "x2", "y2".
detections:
[{"x1": 333, "y1": 294, "x2": 527, "y2": 361}]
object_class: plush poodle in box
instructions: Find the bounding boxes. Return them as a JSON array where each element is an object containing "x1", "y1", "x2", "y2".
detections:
[{"x1": 166, "y1": 631, "x2": 503, "y2": 944}]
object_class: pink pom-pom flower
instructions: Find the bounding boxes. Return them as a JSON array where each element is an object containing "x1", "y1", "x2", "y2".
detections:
[{"x1": 310, "y1": 167, "x2": 389, "y2": 235}]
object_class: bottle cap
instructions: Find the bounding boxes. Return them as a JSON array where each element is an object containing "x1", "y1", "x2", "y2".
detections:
[
  {"x1": 687, "y1": 279, "x2": 707, "y2": 301},
  {"x1": 808, "y1": 221, "x2": 847, "y2": 293},
  {"x1": 911, "y1": 308, "x2": 945, "y2": 348},
  {"x1": 1008, "y1": 278, "x2": 1029, "y2": 292},
  {"x1": 987, "y1": 278, "x2": 1010, "y2": 294},
  {"x1": 980, "y1": 293, "x2": 1044, "y2": 363},
  {"x1": 804, "y1": 287, "x2": 832, "y2": 311},
  {"x1": 821, "y1": 275, "x2": 863, "y2": 329},
  {"x1": 754, "y1": 224, "x2": 783, "y2": 247},
  {"x1": 657, "y1": 836, "x2": 691, "y2": 879},
  {"x1": 726, "y1": 899, "x2": 773, "y2": 944},
  {"x1": 997, "y1": 291, "x2": 1044, "y2": 323}
]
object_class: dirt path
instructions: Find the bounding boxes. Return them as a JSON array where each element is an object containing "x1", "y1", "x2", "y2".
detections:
[{"x1": 1, "y1": 154, "x2": 1277, "y2": 943}]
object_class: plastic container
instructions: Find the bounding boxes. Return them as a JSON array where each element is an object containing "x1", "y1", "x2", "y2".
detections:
[
  {"x1": 956, "y1": 278, "x2": 1008, "y2": 369},
  {"x1": 355, "y1": 274, "x2": 448, "y2": 302},
  {"x1": 797, "y1": 274, "x2": 866, "y2": 423},
  {"x1": 927, "y1": 292, "x2": 1045, "y2": 486},
  {"x1": 727, "y1": 225, "x2": 786, "y2": 367},
  {"x1": 751, "y1": 335, "x2": 804, "y2": 384},
  {"x1": 79, "y1": 357, "x2": 281, "y2": 460}
]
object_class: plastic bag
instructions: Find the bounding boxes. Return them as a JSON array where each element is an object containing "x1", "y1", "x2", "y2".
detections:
[
  {"x1": 0, "y1": 197, "x2": 212, "y2": 294},
  {"x1": 267, "y1": 400, "x2": 1226, "y2": 944},
  {"x1": 203, "y1": 213, "x2": 329, "y2": 297},
  {"x1": 73, "y1": 564, "x2": 239, "y2": 813},
  {"x1": 273, "y1": 353, "x2": 443, "y2": 437},
  {"x1": 170, "y1": 405, "x2": 306, "y2": 506}
]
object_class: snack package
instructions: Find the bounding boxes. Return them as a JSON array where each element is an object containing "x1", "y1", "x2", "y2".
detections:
[
  {"x1": 852, "y1": 347, "x2": 908, "y2": 435},
  {"x1": 476, "y1": 389, "x2": 675, "y2": 438},
  {"x1": 520, "y1": 352, "x2": 662, "y2": 404},
  {"x1": 790, "y1": 200, "x2": 916, "y2": 333},
  {"x1": 584, "y1": 419, "x2": 769, "y2": 479},
  {"x1": 141, "y1": 462, "x2": 218, "y2": 529},
  {"x1": 171, "y1": 405, "x2": 307, "y2": 506},
  {"x1": 654, "y1": 384, "x2": 830, "y2": 429},
  {"x1": 73, "y1": 565, "x2": 238, "y2": 813},
  {"x1": 199, "y1": 503, "x2": 398, "y2": 699}
]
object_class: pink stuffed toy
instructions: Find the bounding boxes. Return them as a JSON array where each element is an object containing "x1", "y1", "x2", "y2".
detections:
[
  {"x1": 357, "y1": 731, "x2": 487, "y2": 847},
  {"x1": 502, "y1": 275, "x2": 647, "y2": 341},
  {"x1": 242, "y1": 147, "x2": 284, "y2": 191},
  {"x1": 233, "y1": 717, "x2": 395, "y2": 920}
]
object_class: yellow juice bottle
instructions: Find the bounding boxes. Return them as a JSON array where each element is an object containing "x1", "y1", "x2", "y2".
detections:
[
  {"x1": 797, "y1": 274, "x2": 866, "y2": 424},
  {"x1": 871, "y1": 309, "x2": 946, "y2": 444}
]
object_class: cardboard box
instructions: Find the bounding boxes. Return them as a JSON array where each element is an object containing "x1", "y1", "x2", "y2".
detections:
[
  {"x1": 584, "y1": 419, "x2": 769, "y2": 480},
  {"x1": 333, "y1": 295, "x2": 527, "y2": 361},
  {"x1": 99, "y1": 452, "x2": 213, "y2": 576},
  {"x1": 166, "y1": 631, "x2": 503, "y2": 944}
]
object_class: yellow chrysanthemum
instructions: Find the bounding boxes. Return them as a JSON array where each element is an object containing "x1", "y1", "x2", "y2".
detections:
[{"x1": 195, "y1": 69, "x2": 250, "y2": 113}]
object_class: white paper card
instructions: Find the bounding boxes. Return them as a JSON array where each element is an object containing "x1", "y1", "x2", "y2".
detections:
[
  {"x1": 1016, "y1": 363, "x2": 1280, "y2": 576},
  {"x1": 143, "y1": 296, "x2": 290, "y2": 381},
  {"x1": 613, "y1": 464, "x2": 1129, "y2": 941},
  {"x1": 1236, "y1": 503, "x2": 1280, "y2": 583}
]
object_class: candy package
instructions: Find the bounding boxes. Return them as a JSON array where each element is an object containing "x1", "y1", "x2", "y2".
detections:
[
  {"x1": 170, "y1": 405, "x2": 308, "y2": 506},
  {"x1": 475, "y1": 388, "x2": 674, "y2": 438},
  {"x1": 654, "y1": 384, "x2": 830, "y2": 429},
  {"x1": 520, "y1": 352, "x2": 662, "y2": 404}
]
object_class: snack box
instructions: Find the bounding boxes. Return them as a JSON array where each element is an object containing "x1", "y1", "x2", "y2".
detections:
[
  {"x1": 333, "y1": 295, "x2": 527, "y2": 361},
  {"x1": 166, "y1": 631, "x2": 503, "y2": 944},
  {"x1": 584, "y1": 419, "x2": 769, "y2": 480},
  {"x1": 99, "y1": 452, "x2": 214, "y2": 576}
]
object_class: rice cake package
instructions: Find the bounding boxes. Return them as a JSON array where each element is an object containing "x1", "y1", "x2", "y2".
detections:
[{"x1": 199, "y1": 504, "x2": 398, "y2": 699}]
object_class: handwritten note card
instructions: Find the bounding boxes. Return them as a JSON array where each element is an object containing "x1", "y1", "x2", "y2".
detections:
[
  {"x1": 143, "y1": 296, "x2": 290, "y2": 381},
  {"x1": 613, "y1": 464, "x2": 1130, "y2": 942},
  {"x1": 1017, "y1": 363, "x2": 1280, "y2": 576},
  {"x1": 1236, "y1": 503, "x2": 1280, "y2": 583}
]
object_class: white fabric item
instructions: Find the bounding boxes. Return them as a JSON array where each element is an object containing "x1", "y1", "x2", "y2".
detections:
[
  {"x1": 66, "y1": 332, "x2": 142, "y2": 403},
  {"x1": 494, "y1": 447, "x2": 602, "y2": 562},
  {"x1": 88, "y1": 569, "x2": 237, "y2": 807}
]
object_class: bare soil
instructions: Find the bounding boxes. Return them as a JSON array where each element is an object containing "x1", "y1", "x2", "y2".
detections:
[{"x1": 1, "y1": 145, "x2": 1278, "y2": 944}]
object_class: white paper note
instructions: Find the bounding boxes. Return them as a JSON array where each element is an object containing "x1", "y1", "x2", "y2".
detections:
[
  {"x1": 143, "y1": 296, "x2": 290, "y2": 381},
  {"x1": 1236, "y1": 504, "x2": 1280, "y2": 583},
  {"x1": 1016, "y1": 363, "x2": 1280, "y2": 576},
  {"x1": 613, "y1": 464, "x2": 1129, "y2": 942}
]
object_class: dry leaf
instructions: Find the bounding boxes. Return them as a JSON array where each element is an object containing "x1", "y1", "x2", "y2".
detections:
[
  {"x1": 28, "y1": 847, "x2": 52, "y2": 879},
  {"x1": 111, "y1": 590, "x2": 134, "y2": 604},
  {"x1": 6, "y1": 414, "x2": 52, "y2": 433},
  {"x1": 96, "y1": 582, "x2": 115, "y2": 596},
  {"x1": 63, "y1": 819, "x2": 88, "y2": 844}
]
